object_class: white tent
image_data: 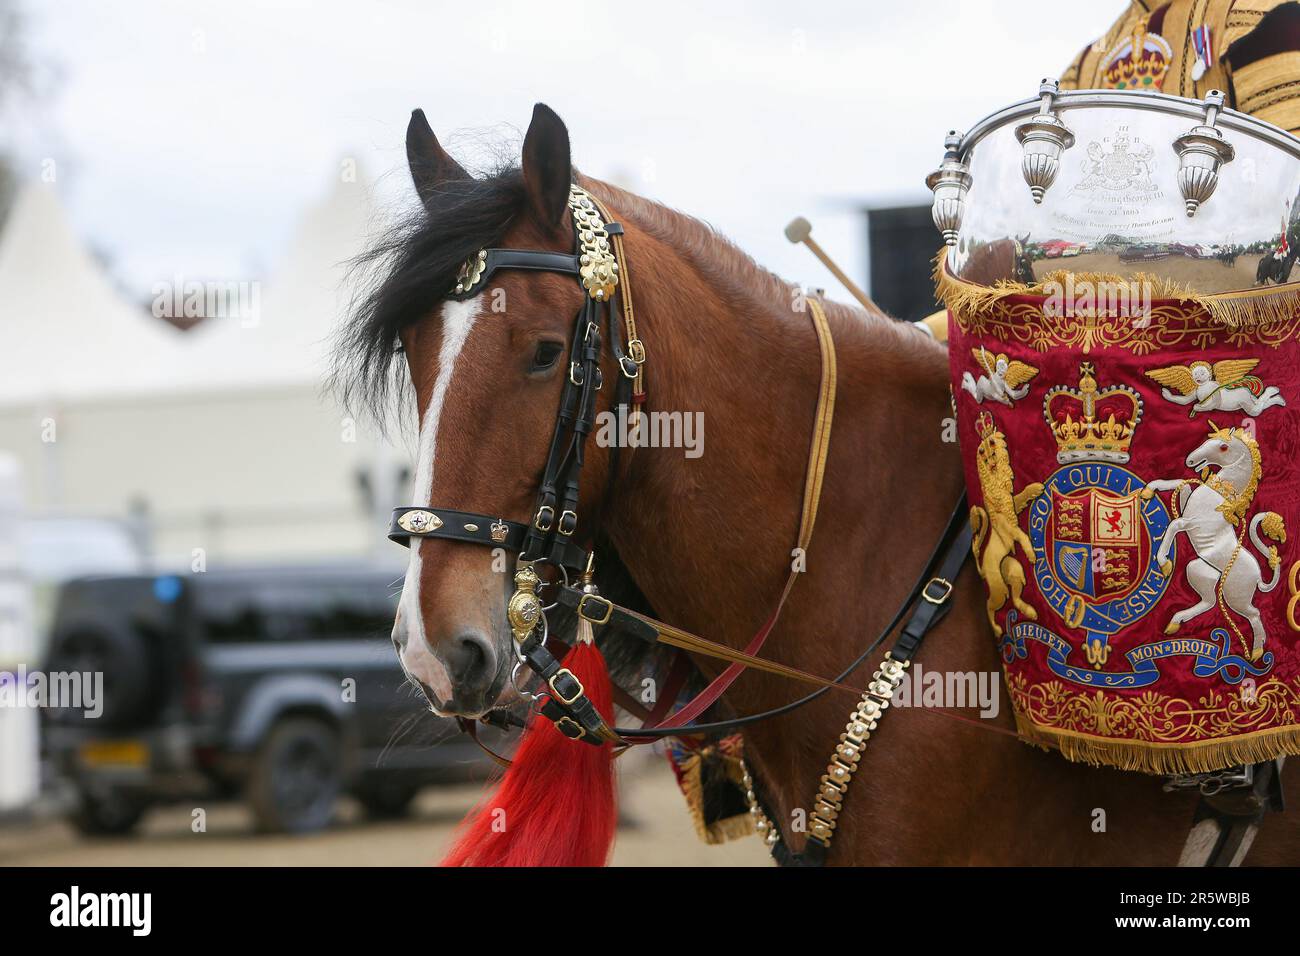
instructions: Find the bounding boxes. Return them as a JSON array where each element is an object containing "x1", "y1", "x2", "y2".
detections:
[
  {"x1": 169, "y1": 170, "x2": 379, "y2": 393},
  {"x1": 0, "y1": 169, "x2": 406, "y2": 565},
  {"x1": 0, "y1": 171, "x2": 380, "y2": 403},
  {"x1": 0, "y1": 183, "x2": 193, "y2": 403}
]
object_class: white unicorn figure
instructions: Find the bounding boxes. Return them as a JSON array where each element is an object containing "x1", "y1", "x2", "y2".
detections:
[{"x1": 1141, "y1": 424, "x2": 1287, "y2": 661}]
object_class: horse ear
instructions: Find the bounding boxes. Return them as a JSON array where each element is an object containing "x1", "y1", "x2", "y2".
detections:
[
  {"x1": 521, "y1": 103, "x2": 572, "y2": 229},
  {"x1": 406, "y1": 108, "x2": 469, "y2": 205}
]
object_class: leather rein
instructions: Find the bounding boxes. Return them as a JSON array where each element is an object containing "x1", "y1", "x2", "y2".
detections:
[{"x1": 388, "y1": 183, "x2": 973, "y2": 862}]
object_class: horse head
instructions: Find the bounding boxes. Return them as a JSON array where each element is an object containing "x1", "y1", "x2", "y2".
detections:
[
  {"x1": 1185, "y1": 421, "x2": 1256, "y2": 482},
  {"x1": 341, "y1": 104, "x2": 622, "y2": 718}
]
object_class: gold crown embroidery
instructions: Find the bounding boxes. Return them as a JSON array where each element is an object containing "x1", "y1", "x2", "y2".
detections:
[{"x1": 1043, "y1": 362, "x2": 1143, "y2": 464}]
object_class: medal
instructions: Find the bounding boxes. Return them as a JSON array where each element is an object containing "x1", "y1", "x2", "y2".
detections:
[{"x1": 1191, "y1": 25, "x2": 1213, "y2": 81}]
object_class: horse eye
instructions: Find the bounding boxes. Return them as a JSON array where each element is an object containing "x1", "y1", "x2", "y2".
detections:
[
  {"x1": 1219, "y1": 443, "x2": 1229, "y2": 452},
  {"x1": 531, "y1": 341, "x2": 564, "y2": 371}
]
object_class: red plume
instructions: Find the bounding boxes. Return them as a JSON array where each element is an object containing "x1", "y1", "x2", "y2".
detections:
[{"x1": 440, "y1": 639, "x2": 617, "y2": 867}]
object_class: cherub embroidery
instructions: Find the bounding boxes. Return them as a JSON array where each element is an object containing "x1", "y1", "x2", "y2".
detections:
[
  {"x1": 961, "y1": 347, "x2": 1039, "y2": 407},
  {"x1": 1145, "y1": 359, "x2": 1286, "y2": 418}
]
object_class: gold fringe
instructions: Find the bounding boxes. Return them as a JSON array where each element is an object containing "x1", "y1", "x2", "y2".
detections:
[
  {"x1": 933, "y1": 252, "x2": 1300, "y2": 329},
  {"x1": 1013, "y1": 712, "x2": 1300, "y2": 775},
  {"x1": 704, "y1": 812, "x2": 759, "y2": 845},
  {"x1": 674, "y1": 749, "x2": 756, "y2": 846}
]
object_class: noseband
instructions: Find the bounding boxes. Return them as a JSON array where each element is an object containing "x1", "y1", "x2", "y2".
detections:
[{"x1": 388, "y1": 183, "x2": 972, "y2": 864}]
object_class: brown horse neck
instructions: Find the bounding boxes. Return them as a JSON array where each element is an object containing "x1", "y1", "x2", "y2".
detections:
[{"x1": 583, "y1": 179, "x2": 963, "y2": 665}]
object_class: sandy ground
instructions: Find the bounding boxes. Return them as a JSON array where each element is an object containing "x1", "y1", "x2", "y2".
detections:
[{"x1": 0, "y1": 753, "x2": 771, "y2": 867}]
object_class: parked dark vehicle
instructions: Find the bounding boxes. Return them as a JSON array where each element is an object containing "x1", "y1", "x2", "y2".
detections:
[
  {"x1": 1118, "y1": 243, "x2": 1172, "y2": 263},
  {"x1": 42, "y1": 566, "x2": 496, "y2": 835}
]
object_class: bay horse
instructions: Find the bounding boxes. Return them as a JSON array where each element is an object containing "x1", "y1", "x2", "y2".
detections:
[
  {"x1": 337, "y1": 103, "x2": 1299, "y2": 865},
  {"x1": 960, "y1": 234, "x2": 1035, "y2": 287}
]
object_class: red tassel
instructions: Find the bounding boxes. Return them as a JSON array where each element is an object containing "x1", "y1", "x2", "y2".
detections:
[{"x1": 440, "y1": 640, "x2": 617, "y2": 867}]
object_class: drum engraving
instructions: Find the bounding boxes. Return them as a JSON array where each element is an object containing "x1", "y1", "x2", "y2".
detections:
[{"x1": 1074, "y1": 129, "x2": 1158, "y2": 196}]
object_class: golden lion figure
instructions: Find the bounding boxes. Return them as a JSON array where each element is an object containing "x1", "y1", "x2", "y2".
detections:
[{"x1": 969, "y1": 412, "x2": 1044, "y2": 638}]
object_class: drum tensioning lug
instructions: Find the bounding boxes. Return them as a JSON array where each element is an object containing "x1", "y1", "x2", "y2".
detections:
[
  {"x1": 1014, "y1": 78, "x2": 1076, "y2": 204},
  {"x1": 926, "y1": 130, "x2": 972, "y2": 247},
  {"x1": 1174, "y1": 89, "x2": 1236, "y2": 218}
]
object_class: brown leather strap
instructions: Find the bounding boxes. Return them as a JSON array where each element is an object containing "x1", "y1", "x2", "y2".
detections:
[
  {"x1": 645, "y1": 295, "x2": 836, "y2": 732},
  {"x1": 611, "y1": 686, "x2": 652, "y2": 721},
  {"x1": 646, "y1": 651, "x2": 691, "y2": 724},
  {"x1": 457, "y1": 717, "x2": 513, "y2": 769}
]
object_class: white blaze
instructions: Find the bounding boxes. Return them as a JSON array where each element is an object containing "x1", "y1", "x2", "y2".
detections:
[{"x1": 396, "y1": 296, "x2": 483, "y2": 705}]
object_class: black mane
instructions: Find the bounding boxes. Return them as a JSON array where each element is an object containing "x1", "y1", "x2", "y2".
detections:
[{"x1": 332, "y1": 164, "x2": 528, "y2": 420}]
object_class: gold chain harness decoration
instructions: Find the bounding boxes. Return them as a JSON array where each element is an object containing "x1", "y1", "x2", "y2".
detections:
[
  {"x1": 569, "y1": 186, "x2": 619, "y2": 301},
  {"x1": 809, "y1": 651, "x2": 911, "y2": 846},
  {"x1": 572, "y1": 186, "x2": 647, "y2": 425},
  {"x1": 740, "y1": 650, "x2": 913, "y2": 852}
]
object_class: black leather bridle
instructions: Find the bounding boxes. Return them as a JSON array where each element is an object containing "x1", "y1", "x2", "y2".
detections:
[{"x1": 388, "y1": 186, "x2": 641, "y2": 745}]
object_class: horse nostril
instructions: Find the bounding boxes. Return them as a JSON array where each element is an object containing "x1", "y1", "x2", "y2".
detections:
[{"x1": 440, "y1": 632, "x2": 497, "y2": 689}]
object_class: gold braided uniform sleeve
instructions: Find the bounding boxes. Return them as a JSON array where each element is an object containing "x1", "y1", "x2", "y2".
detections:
[
  {"x1": 1222, "y1": 0, "x2": 1291, "y2": 47},
  {"x1": 1225, "y1": 2, "x2": 1300, "y2": 134}
]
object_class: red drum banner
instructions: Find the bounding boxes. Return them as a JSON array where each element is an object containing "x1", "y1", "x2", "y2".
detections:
[{"x1": 946, "y1": 275, "x2": 1300, "y2": 773}]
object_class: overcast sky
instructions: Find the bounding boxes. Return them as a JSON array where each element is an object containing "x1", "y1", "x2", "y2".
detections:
[{"x1": 8, "y1": 0, "x2": 1120, "y2": 303}]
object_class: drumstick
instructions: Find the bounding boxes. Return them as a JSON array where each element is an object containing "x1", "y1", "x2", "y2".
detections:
[{"x1": 784, "y1": 216, "x2": 884, "y2": 316}]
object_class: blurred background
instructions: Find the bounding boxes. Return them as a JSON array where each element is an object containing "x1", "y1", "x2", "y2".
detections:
[{"x1": 0, "y1": 0, "x2": 1115, "y2": 865}]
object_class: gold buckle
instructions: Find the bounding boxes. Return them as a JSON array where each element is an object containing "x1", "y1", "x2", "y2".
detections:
[
  {"x1": 921, "y1": 576, "x2": 953, "y2": 605},
  {"x1": 554, "y1": 716, "x2": 586, "y2": 740},
  {"x1": 577, "y1": 593, "x2": 614, "y2": 624},
  {"x1": 549, "y1": 668, "x2": 585, "y2": 705},
  {"x1": 534, "y1": 506, "x2": 554, "y2": 532}
]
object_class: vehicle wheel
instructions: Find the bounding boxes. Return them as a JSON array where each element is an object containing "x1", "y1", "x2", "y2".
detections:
[
  {"x1": 246, "y1": 717, "x2": 342, "y2": 833},
  {"x1": 356, "y1": 781, "x2": 420, "y2": 820},
  {"x1": 70, "y1": 790, "x2": 148, "y2": 836},
  {"x1": 46, "y1": 625, "x2": 155, "y2": 729}
]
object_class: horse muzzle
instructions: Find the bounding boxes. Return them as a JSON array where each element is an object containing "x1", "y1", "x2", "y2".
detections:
[{"x1": 393, "y1": 617, "x2": 510, "y2": 718}]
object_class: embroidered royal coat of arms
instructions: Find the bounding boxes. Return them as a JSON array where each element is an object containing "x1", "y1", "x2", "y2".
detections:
[{"x1": 947, "y1": 285, "x2": 1300, "y2": 774}]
